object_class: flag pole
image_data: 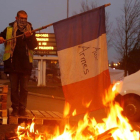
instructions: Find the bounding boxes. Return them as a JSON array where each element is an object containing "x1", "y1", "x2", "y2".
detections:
[
  {"x1": 5, "y1": 23, "x2": 53, "y2": 42},
  {"x1": 5, "y1": 3, "x2": 111, "y2": 42},
  {"x1": 105, "y1": 3, "x2": 111, "y2": 7}
]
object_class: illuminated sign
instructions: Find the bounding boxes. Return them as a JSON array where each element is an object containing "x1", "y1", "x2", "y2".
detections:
[{"x1": 34, "y1": 33, "x2": 57, "y2": 55}]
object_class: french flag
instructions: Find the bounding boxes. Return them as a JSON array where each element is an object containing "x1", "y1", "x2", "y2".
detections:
[{"x1": 54, "y1": 5, "x2": 111, "y2": 116}]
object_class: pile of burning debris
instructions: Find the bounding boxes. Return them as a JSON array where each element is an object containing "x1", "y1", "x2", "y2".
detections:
[
  {"x1": 5, "y1": 119, "x2": 50, "y2": 140},
  {"x1": 4, "y1": 83, "x2": 140, "y2": 140}
]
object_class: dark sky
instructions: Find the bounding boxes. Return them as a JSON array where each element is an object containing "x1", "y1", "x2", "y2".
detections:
[{"x1": 0, "y1": 0, "x2": 124, "y2": 62}]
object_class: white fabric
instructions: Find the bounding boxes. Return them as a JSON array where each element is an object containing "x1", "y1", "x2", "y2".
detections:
[{"x1": 58, "y1": 34, "x2": 108, "y2": 86}]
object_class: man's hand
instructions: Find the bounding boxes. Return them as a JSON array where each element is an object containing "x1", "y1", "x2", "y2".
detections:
[
  {"x1": 0, "y1": 37, "x2": 5, "y2": 44},
  {"x1": 24, "y1": 31, "x2": 32, "y2": 38}
]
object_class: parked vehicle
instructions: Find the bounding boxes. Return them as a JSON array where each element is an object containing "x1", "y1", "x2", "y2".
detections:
[
  {"x1": 118, "y1": 70, "x2": 140, "y2": 121},
  {"x1": 109, "y1": 68, "x2": 140, "y2": 121}
]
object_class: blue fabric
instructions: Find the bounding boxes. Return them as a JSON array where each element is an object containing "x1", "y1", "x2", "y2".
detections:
[{"x1": 54, "y1": 6, "x2": 105, "y2": 51}]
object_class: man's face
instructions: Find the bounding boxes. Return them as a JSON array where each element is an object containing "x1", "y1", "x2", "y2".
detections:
[
  {"x1": 16, "y1": 13, "x2": 28, "y2": 20},
  {"x1": 16, "y1": 13, "x2": 28, "y2": 29}
]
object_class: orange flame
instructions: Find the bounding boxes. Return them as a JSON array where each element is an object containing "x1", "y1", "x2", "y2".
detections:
[{"x1": 17, "y1": 82, "x2": 140, "y2": 140}]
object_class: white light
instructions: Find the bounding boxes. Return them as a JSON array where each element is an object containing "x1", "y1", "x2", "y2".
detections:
[
  {"x1": 36, "y1": 38, "x2": 49, "y2": 41},
  {"x1": 35, "y1": 34, "x2": 49, "y2": 37},
  {"x1": 42, "y1": 42, "x2": 47, "y2": 45},
  {"x1": 35, "y1": 46, "x2": 54, "y2": 50}
]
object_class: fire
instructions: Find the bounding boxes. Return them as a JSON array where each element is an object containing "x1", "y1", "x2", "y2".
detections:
[{"x1": 17, "y1": 82, "x2": 140, "y2": 140}]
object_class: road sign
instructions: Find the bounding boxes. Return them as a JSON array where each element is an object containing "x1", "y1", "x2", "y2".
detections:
[{"x1": 34, "y1": 33, "x2": 57, "y2": 55}]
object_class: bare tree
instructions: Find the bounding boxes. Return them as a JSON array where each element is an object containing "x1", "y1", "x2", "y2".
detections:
[
  {"x1": 73, "y1": 1, "x2": 112, "y2": 49},
  {"x1": 112, "y1": 0, "x2": 140, "y2": 76},
  {"x1": 80, "y1": 1, "x2": 98, "y2": 12}
]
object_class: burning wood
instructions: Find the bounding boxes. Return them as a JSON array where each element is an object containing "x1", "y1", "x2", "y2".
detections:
[
  {"x1": 6, "y1": 82, "x2": 140, "y2": 140},
  {"x1": 5, "y1": 130, "x2": 49, "y2": 140},
  {"x1": 95, "y1": 127, "x2": 118, "y2": 140},
  {"x1": 6, "y1": 127, "x2": 117, "y2": 140}
]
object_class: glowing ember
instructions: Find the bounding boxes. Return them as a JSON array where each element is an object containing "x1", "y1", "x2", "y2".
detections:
[{"x1": 17, "y1": 82, "x2": 140, "y2": 140}]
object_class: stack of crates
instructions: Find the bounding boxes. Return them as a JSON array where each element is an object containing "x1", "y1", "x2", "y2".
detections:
[{"x1": 0, "y1": 85, "x2": 8, "y2": 124}]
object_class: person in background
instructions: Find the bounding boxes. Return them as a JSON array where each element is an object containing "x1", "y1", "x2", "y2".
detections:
[{"x1": 0, "y1": 10, "x2": 38, "y2": 116}]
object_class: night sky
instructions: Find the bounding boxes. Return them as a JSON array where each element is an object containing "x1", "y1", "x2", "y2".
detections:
[{"x1": 0, "y1": 0, "x2": 124, "y2": 62}]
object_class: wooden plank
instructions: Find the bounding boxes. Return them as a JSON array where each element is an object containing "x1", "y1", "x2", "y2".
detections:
[
  {"x1": 34, "y1": 119, "x2": 43, "y2": 124},
  {"x1": 25, "y1": 110, "x2": 34, "y2": 118},
  {"x1": 52, "y1": 111, "x2": 63, "y2": 118},
  {"x1": 31, "y1": 110, "x2": 44, "y2": 124},
  {"x1": 2, "y1": 117, "x2": 7, "y2": 124},
  {"x1": 8, "y1": 108, "x2": 64, "y2": 125},
  {"x1": 0, "y1": 117, "x2": 8, "y2": 124},
  {"x1": 51, "y1": 112, "x2": 69, "y2": 125},
  {"x1": 9, "y1": 108, "x2": 33, "y2": 118},
  {"x1": 0, "y1": 94, "x2": 7, "y2": 102},
  {"x1": 31, "y1": 110, "x2": 45, "y2": 118},
  {"x1": 46, "y1": 111, "x2": 60, "y2": 119},
  {"x1": 18, "y1": 110, "x2": 33, "y2": 118},
  {"x1": 39, "y1": 110, "x2": 53, "y2": 118},
  {"x1": 0, "y1": 109, "x2": 7, "y2": 117},
  {"x1": 9, "y1": 108, "x2": 33, "y2": 124},
  {"x1": 8, "y1": 108, "x2": 18, "y2": 124},
  {"x1": 9, "y1": 116, "x2": 18, "y2": 124},
  {"x1": 0, "y1": 85, "x2": 8, "y2": 94},
  {"x1": 0, "y1": 102, "x2": 7, "y2": 110}
]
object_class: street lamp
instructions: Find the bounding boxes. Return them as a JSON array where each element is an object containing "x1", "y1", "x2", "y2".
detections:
[
  {"x1": 67, "y1": 0, "x2": 69, "y2": 18},
  {"x1": 86, "y1": 0, "x2": 88, "y2": 5}
]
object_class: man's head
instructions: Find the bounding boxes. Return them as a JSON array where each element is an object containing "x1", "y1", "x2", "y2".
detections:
[
  {"x1": 16, "y1": 10, "x2": 28, "y2": 20},
  {"x1": 17, "y1": 10, "x2": 27, "y2": 17},
  {"x1": 16, "y1": 10, "x2": 28, "y2": 30}
]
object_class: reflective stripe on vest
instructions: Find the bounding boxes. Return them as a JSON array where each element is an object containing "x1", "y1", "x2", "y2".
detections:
[
  {"x1": 28, "y1": 49, "x2": 34, "y2": 63},
  {"x1": 3, "y1": 27, "x2": 12, "y2": 61},
  {"x1": 3, "y1": 27, "x2": 33, "y2": 63}
]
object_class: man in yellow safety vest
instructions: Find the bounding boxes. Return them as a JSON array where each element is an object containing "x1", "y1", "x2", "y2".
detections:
[{"x1": 0, "y1": 10, "x2": 38, "y2": 116}]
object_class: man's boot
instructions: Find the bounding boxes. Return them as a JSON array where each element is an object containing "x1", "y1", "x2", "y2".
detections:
[
  {"x1": 11, "y1": 107, "x2": 18, "y2": 116},
  {"x1": 18, "y1": 107, "x2": 28, "y2": 116}
]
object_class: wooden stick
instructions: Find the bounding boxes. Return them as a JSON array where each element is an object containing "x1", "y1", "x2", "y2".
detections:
[
  {"x1": 95, "y1": 127, "x2": 118, "y2": 140},
  {"x1": 5, "y1": 3, "x2": 111, "y2": 42},
  {"x1": 105, "y1": 3, "x2": 111, "y2": 7},
  {"x1": 5, "y1": 23, "x2": 53, "y2": 42}
]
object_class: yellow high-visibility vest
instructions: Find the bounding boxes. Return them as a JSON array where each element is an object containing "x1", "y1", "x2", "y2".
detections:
[{"x1": 3, "y1": 26, "x2": 34, "y2": 63}]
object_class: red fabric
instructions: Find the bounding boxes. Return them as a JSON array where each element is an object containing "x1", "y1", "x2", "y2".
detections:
[{"x1": 63, "y1": 69, "x2": 111, "y2": 116}]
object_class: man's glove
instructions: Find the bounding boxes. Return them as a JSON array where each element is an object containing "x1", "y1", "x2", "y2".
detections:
[
  {"x1": 24, "y1": 31, "x2": 32, "y2": 38},
  {"x1": 0, "y1": 37, "x2": 5, "y2": 44}
]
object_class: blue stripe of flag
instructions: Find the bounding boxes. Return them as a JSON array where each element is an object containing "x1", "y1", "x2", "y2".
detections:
[{"x1": 53, "y1": 5, "x2": 106, "y2": 51}]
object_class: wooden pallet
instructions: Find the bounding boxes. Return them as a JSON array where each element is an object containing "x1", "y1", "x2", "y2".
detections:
[
  {"x1": 0, "y1": 117, "x2": 8, "y2": 124},
  {"x1": 9, "y1": 108, "x2": 67, "y2": 125},
  {"x1": 0, "y1": 94, "x2": 7, "y2": 102},
  {"x1": 0, "y1": 109, "x2": 7, "y2": 117},
  {"x1": 0, "y1": 85, "x2": 8, "y2": 125},
  {"x1": 0, "y1": 102, "x2": 7, "y2": 110},
  {"x1": 0, "y1": 85, "x2": 8, "y2": 94}
]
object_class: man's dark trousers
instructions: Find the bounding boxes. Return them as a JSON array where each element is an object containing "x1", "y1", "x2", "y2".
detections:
[{"x1": 9, "y1": 73, "x2": 29, "y2": 110}]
